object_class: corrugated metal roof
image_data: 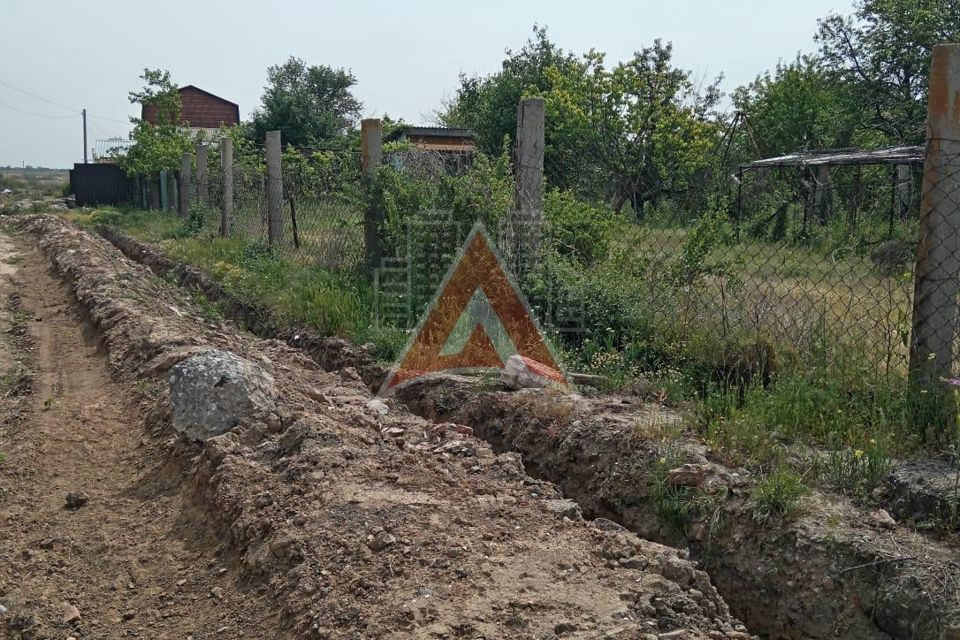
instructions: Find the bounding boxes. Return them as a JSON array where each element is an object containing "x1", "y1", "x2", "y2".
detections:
[
  {"x1": 412, "y1": 143, "x2": 475, "y2": 152},
  {"x1": 386, "y1": 125, "x2": 475, "y2": 142},
  {"x1": 741, "y1": 145, "x2": 924, "y2": 170}
]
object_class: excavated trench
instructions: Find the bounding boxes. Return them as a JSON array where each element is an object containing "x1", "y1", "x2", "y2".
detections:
[
  {"x1": 17, "y1": 215, "x2": 765, "y2": 640},
  {"x1": 97, "y1": 225, "x2": 960, "y2": 640}
]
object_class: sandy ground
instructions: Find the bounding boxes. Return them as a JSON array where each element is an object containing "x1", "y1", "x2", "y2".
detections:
[
  {"x1": 0, "y1": 233, "x2": 280, "y2": 639},
  {"x1": 0, "y1": 216, "x2": 758, "y2": 640}
]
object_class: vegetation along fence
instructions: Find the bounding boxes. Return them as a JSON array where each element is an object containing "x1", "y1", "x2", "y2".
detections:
[{"x1": 127, "y1": 45, "x2": 960, "y2": 446}]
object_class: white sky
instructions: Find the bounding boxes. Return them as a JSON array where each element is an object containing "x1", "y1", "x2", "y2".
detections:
[{"x1": 0, "y1": 0, "x2": 847, "y2": 168}]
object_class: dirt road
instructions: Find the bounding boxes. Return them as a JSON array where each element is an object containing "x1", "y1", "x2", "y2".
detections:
[{"x1": 0, "y1": 232, "x2": 278, "y2": 639}]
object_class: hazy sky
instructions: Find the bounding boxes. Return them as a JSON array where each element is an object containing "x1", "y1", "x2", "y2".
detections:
[{"x1": 0, "y1": 0, "x2": 847, "y2": 168}]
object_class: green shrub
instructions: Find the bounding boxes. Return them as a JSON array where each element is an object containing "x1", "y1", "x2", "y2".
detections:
[
  {"x1": 544, "y1": 190, "x2": 617, "y2": 265},
  {"x1": 372, "y1": 149, "x2": 514, "y2": 258},
  {"x1": 648, "y1": 449, "x2": 726, "y2": 538},
  {"x1": 749, "y1": 470, "x2": 809, "y2": 525}
]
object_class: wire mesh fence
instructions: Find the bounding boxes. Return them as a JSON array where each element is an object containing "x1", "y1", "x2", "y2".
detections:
[
  {"x1": 163, "y1": 141, "x2": 367, "y2": 274},
  {"x1": 133, "y1": 116, "x2": 960, "y2": 420}
]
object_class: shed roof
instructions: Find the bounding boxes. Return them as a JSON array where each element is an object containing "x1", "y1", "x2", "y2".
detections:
[
  {"x1": 741, "y1": 145, "x2": 924, "y2": 171},
  {"x1": 386, "y1": 126, "x2": 475, "y2": 142},
  {"x1": 178, "y1": 85, "x2": 239, "y2": 108}
]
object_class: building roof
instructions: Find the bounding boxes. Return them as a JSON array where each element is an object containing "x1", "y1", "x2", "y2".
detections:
[
  {"x1": 177, "y1": 85, "x2": 239, "y2": 108},
  {"x1": 741, "y1": 145, "x2": 924, "y2": 171},
  {"x1": 386, "y1": 126, "x2": 475, "y2": 142},
  {"x1": 141, "y1": 85, "x2": 240, "y2": 129}
]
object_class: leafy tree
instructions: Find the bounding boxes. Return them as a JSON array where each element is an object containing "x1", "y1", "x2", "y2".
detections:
[
  {"x1": 441, "y1": 26, "x2": 602, "y2": 194},
  {"x1": 251, "y1": 57, "x2": 362, "y2": 147},
  {"x1": 733, "y1": 55, "x2": 860, "y2": 156},
  {"x1": 546, "y1": 41, "x2": 722, "y2": 212},
  {"x1": 120, "y1": 69, "x2": 191, "y2": 176},
  {"x1": 816, "y1": 0, "x2": 960, "y2": 143},
  {"x1": 442, "y1": 26, "x2": 577, "y2": 154}
]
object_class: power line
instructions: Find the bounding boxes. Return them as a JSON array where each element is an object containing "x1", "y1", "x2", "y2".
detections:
[
  {"x1": 0, "y1": 76, "x2": 132, "y2": 126},
  {"x1": 0, "y1": 100, "x2": 78, "y2": 120},
  {"x1": 88, "y1": 112, "x2": 131, "y2": 125},
  {"x1": 0, "y1": 77, "x2": 78, "y2": 113}
]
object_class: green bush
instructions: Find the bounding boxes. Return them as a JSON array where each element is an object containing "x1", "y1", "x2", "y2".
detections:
[
  {"x1": 749, "y1": 470, "x2": 809, "y2": 525},
  {"x1": 371, "y1": 150, "x2": 514, "y2": 257},
  {"x1": 543, "y1": 190, "x2": 616, "y2": 265}
]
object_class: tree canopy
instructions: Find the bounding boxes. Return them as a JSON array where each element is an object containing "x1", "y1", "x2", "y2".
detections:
[
  {"x1": 120, "y1": 69, "x2": 191, "y2": 176},
  {"x1": 815, "y1": 0, "x2": 960, "y2": 143},
  {"x1": 250, "y1": 57, "x2": 362, "y2": 147},
  {"x1": 546, "y1": 41, "x2": 721, "y2": 212}
]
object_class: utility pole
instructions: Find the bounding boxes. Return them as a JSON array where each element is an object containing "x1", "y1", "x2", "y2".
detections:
[{"x1": 82, "y1": 108, "x2": 88, "y2": 164}]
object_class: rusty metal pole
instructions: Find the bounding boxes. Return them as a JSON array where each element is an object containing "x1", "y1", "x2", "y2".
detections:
[
  {"x1": 361, "y1": 118, "x2": 383, "y2": 272},
  {"x1": 908, "y1": 44, "x2": 960, "y2": 442}
]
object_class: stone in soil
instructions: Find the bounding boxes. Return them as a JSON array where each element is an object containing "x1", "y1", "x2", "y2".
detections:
[
  {"x1": 64, "y1": 491, "x2": 89, "y2": 510},
  {"x1": 168, "y1": 349, "x2": 277, "y2": 441}
]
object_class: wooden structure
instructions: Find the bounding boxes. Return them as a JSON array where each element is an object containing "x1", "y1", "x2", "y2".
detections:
[
  {"x1": 386, "y1": 126, "x2": 475, "y2": 152},
  {"x1": 736, "y1": 145, "x2": 924, "y2": 227},
  {"x1": 142, "y1": 85, "x2": 240, "y2": 134}
]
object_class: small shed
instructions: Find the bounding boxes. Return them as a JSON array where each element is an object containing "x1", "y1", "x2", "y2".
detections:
[
  {"x1": 736, "y1": 145, "x2": 925, "y2": 229},
  {"x1": 386, "y1": 126, "x2": 475, "y2": 152}
]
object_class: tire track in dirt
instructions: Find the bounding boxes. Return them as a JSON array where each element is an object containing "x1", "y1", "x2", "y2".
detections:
[{"x1": 0, "y1": 231, "x2": 281, "y2": 639}]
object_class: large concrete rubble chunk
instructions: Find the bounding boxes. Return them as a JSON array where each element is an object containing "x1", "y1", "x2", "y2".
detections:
[{"x1": 169, "y1": 349, "x2": 277, "y2": 441}]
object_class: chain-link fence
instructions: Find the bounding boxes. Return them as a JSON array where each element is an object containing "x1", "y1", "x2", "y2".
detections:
[
  {"x1": 136, "y1": 72, "x2": 960, "y2": 434},
  {"x1": 546, "y1": 154, "x2": 925, "y2": 377},
  {"x1": 160, "y1": 139, "x2": 366, "y2": 274}
]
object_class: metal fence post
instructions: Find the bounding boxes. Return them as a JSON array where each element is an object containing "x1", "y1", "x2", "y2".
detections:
[
  {"x1": 178, "y1": 152, "x2": 192, "y2": 218},
  {"x1": 196, "y1": 143, "x2": 209, "y2": 206},
  {"x1": 266, "y1": 130, "x2": 283, "y2": 244},
  {"x1": 897, "y1": 163, "x2": 912, "y2": 219},
  {"x1": 165, "y1": 170, "x2": 176, "y2": 212},
  {"x1": 361, "y1": 118, "x2": 383, "y2": 272},
  {"x1": 909, "y1": 44, "x2": 960, "y2": 442},
  {"x1": 514, "y1": 97, "x2": 545, "y2": 264},
  {"x1": 220, "y1": 137, "x2": 233, "y2": 238},
  {"x1": 814, "y1": 165, "x2": 830, "y2": 224}
]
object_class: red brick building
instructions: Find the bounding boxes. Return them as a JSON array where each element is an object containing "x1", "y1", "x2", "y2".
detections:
[{"x1": 142, "y1": 85, "x2": 240, "y2": 134}]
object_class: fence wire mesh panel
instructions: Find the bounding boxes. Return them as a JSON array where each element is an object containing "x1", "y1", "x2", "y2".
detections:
[
  {"x1": 535, "y1": 145, "x2": 933, "y2": 383},
  {"x1": 281, "y1": 148, "x2": 364, "y2": 273},
  {"x1": 371, "y1": 147, "x2": 585, "y2": 336},
  {"x1": 231, "y1": 160, "x2": 267, "y2": 242}
]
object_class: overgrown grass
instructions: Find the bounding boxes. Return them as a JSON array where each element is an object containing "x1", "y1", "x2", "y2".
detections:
[
  {"x1": 71, "y1": 207, "x2": 407, "y2": 361},
  {"x1": 749, "y1": 470, "x2": 810, "y2": 525},
  {"x1": 70, "y1": 198, "x2": 938, "y2": 504}
]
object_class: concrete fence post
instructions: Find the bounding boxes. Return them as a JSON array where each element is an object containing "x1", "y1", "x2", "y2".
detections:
[
  {"x1": 196, "y1": 143, "x2": 209, "y2": 206},
  {"x1": 178, "y1": 152, "x2": 192, "y2": 218},
  {"x1": 361, "y1": 118, "x2": 383, "y2": 272},
  {"x1": 220, "y1": 137, "x2": 233, "y2": 238},
  {"x1": 909, "y1": 44, "x2": 960, "y2": 441},
  {"x1": 514, "y1": 97, "x2": 546, "y2": 264},
  {"x1": 266, "y1": 130, "x2": 283, "y2": 244}
]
